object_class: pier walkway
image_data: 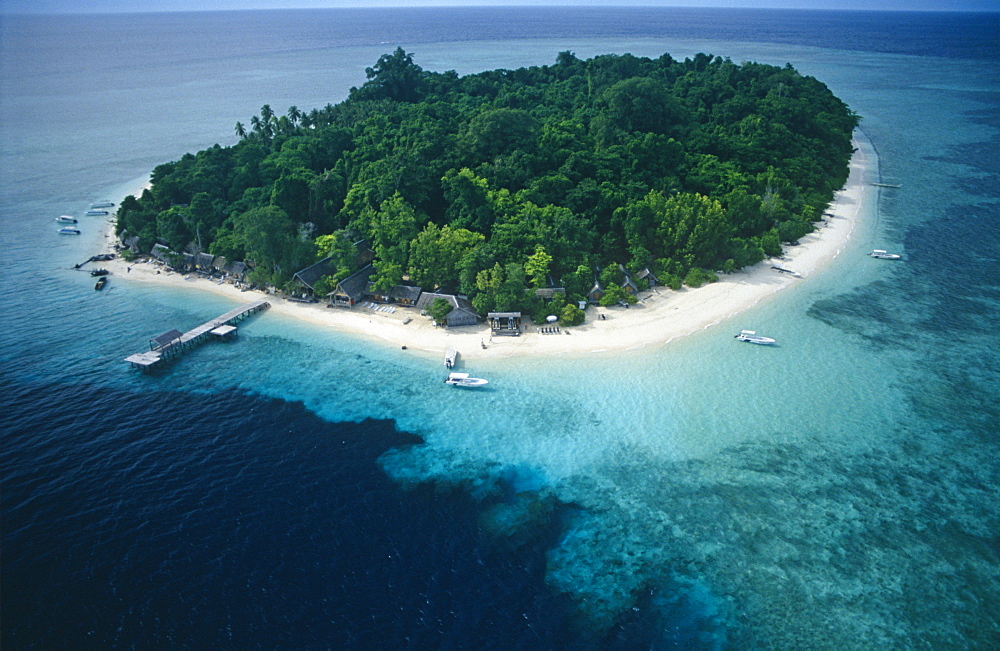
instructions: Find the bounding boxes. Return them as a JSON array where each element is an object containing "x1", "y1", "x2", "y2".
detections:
[{"x1": 125, "y1": 300, "x2": 269, "y2": 370}]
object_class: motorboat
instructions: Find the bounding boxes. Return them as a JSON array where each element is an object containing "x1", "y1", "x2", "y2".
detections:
[
  {"x1": 90, "y1": 201, "x2": 115, "y2": 209},
  {"x1": 58, "y1": 227, "x2": 81, "y2": 235},
  {"x1": 55, "y1": 215, "x2": 77, "y2": 224},
  {"x1": 735, "y1": 330, "x2": 776, "y2": 345},
  {"x1": 444, "y1": 372, "x2": 488, "y2": 388},
  {"x1": 869, "y1": 249, "x2": 901, "y2": 260},
  {"x1": 444, "y1": 347, "x2": 457, "y2": 368},
  {"x1": 85, "y1": 209, "x2": 109, "y2": 216},
  {"x1": 90, "y1": 268, "x2": 110, "y2": 276},
  {"x1": 95, "y1": 276, "x2": 108, "y2": 291}
]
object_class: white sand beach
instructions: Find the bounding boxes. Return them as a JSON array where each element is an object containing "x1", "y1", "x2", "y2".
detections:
[{"x1": 104, "y1": 134, "x2": 873, "y2": 362}]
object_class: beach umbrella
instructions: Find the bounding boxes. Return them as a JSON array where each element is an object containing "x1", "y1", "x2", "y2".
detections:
[{"x1": 546, "y1": 315, "x2": 558, "y2": 322}]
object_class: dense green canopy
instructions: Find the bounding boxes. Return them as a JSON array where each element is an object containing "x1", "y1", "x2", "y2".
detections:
[{"x1": 117, "y1": 49, "x2": 858, "y2": 315}]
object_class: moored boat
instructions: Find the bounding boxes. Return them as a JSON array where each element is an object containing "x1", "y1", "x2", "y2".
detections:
[
  {"x1": 90, "y1": 201, "x2": 115, "y2": 209},
  {"x1": 735, "y1": 330, "x2": 776, "y2": 345},
  {"x1": 444, "y1": 372, "x2": 488, "y2": 388},
  {"x1": 55, "y1": 215, "x2": 77, "y2": 224},
  {"x1": 90, "y1": 268, "x2": 109, "y2": 276},
  {"x1": 771, "y1": 264, "x2": 801, "y2": 277},
  {"x1": 869, "y1": 249, "x2": 901, "y2": 260},
  {"x1": 444, "y1": 347, "x2": 457, "y2": 368},
  {"x1": 58, "y1": 227, "x2": 81, "y2": 235},
  {"x1": 85, "y1": 209, "x2": 109, "y2": 216},
  {"x1": 95, "y1": 276, "x2": 108, "y2": 290}
]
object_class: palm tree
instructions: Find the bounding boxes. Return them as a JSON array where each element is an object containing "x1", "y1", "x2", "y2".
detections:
[
  {"x1": 234, "y1": 121, "x2": 247, "y2": 139},
  {"x1": 250, "y1": 115, "x2": 261, "y2": 133},
  {"x1": 287, "y1": 105, "x2": 301, "y2": 125}
]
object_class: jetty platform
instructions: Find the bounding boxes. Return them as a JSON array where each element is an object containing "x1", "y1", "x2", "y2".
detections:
[{"x1": 125, "y1": 300, "x2": 269, "y2": 370}]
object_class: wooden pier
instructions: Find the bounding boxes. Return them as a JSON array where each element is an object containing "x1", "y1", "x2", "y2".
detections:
[{"x1": 125, "y1": 300, "x2": 269, "y2": 370}]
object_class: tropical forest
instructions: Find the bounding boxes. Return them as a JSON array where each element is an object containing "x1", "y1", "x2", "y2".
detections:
[{"x1": 116, "y1": 49, "x2": 859, "y2": 320}]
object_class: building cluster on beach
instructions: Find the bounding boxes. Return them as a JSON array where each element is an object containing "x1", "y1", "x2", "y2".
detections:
[{"x1": 126, "y1": 238, "x2": 663, "y2": 337}]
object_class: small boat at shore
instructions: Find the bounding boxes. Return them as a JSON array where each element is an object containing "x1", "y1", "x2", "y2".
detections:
[
  {"x1": 90, "y1": 268, "x2": 109, "y2": 276},
  {"x1": 55, "y1": 215, "x2": 77, "y2": 224},
  {"x1": 444, "y1": 347, "x2": 457, "y2": 368},
  {"x1": 735, "y1": 330, "x2": 776, "y2": 345},
  {"x1": 445, "y1": 372, "x2": 488, "y2": 388},
  {"x1": 771, "y1": 265, "x2": 801, "y2": 277},
  {"x1": 869, "y1": 249, "x2": 901, "y2": 260},
  {"x1": 58, "y1": 227, "x2": 81, "y2": 235},
  {"x1": 90, "y1": 201, "x2": 115, "y2": 209},
  {"x1": 85, "y1": 209, "x2": 109, "y2": 216},
  {"x1": 95, "y1": 276, "x2": 108, "y2": 291}
]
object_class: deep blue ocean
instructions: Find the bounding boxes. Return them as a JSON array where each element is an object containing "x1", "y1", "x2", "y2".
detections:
[{"x1": 2, "y1": 7, "x2": 998, "y2": 649}]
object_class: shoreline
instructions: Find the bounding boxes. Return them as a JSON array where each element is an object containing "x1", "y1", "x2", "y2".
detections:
[{"x1": 103, "y1": 132, "x2": 875, "y2": 362}]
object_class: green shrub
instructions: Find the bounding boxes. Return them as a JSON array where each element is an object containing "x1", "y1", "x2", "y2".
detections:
[
  {"x1": 559, "y1": 303, "x2": 585, "y2": 326},
  {"x1": 683, "y1": 267, "x2": 718, "y2": 288}
]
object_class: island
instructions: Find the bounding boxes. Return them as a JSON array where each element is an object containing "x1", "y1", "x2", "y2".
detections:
[{"x1": 108, "y1": 50, "x2": 864, "y2": 355}]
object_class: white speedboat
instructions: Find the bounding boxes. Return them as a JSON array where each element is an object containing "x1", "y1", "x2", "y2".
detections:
[
  {"x1": 58, "y1": 227, "x2": 81, "y2": 235},
  {"x1": 90, "y1": 201, "x2": 115, "y2": 209},
  {"x1": 445, "y1": 372, "x2": 489, "y2": 388},
  {"x1": 85, "y1": 209, "x2": 109, "y2": 216},
  {"x1": 869, "y1": 249, "x2": 901, "y2": 260},
  {"x1": 735, "y1": 330, "x2": 775, "y2": 345},
  {"x1": 55, "y1": 215, "x2": 77, "y2": 224}
]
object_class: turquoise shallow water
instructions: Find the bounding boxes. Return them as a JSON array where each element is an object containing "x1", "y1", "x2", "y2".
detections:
[{"x1": 2, "y1": 9, "x2": 997, "y2": 647}]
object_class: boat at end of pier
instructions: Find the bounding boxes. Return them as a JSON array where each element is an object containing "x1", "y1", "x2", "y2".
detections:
[
  {"x1": 735, "y1": 330, "x2": 776, "y2": 345},
  {"x1": 445, "y1": 372, "x2": 488, "y2": 388}
]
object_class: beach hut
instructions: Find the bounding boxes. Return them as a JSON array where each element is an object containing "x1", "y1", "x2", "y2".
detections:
[
  {"x1": 292, "y1": 256, "x2": 336, "y2": 295},
  {"x1": 586, "y1": 280, "x2": 604, "y2": 305},
  {"x1": 194, "y1": 252, "x2": 216, "y2": 273},
  {"x1": 635, "y1": 267, "x2": 659, "y2": 288},
  {"x1": 150, "y1": 243, "x2": 172, "y2": 263},
  {"x1": 415, "y1": 292, "x2": 479, "y2": 327},
  {"x1": 223, "y1": 260, "x2": 248, "y2": 284},
  {"x1": 327, "y1": 264, "x2": 375, "y2": 307},
  {"x1": 618, "y1": 264, "x2": 639, "y2": 296}
]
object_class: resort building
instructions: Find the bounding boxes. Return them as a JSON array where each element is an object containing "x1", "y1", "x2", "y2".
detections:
[
  {"x1": 194, "y1": 252, "x2": 216, "y2": 272},
  {"x1": 326, "y1": 264, "x2": 376, "y2": 307},
  {"x1": 415, "y1": 292, "x2": 479, "y2": 327},
  {"x1": 292, "y1": 256, "x2": 337, "y2": 294},
  {"x1": 364, "y1": 282, "x2": 423, "y2": 306},
  {"x1": 488, "y1": 312, "x2": 522, "y2": 336}
]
